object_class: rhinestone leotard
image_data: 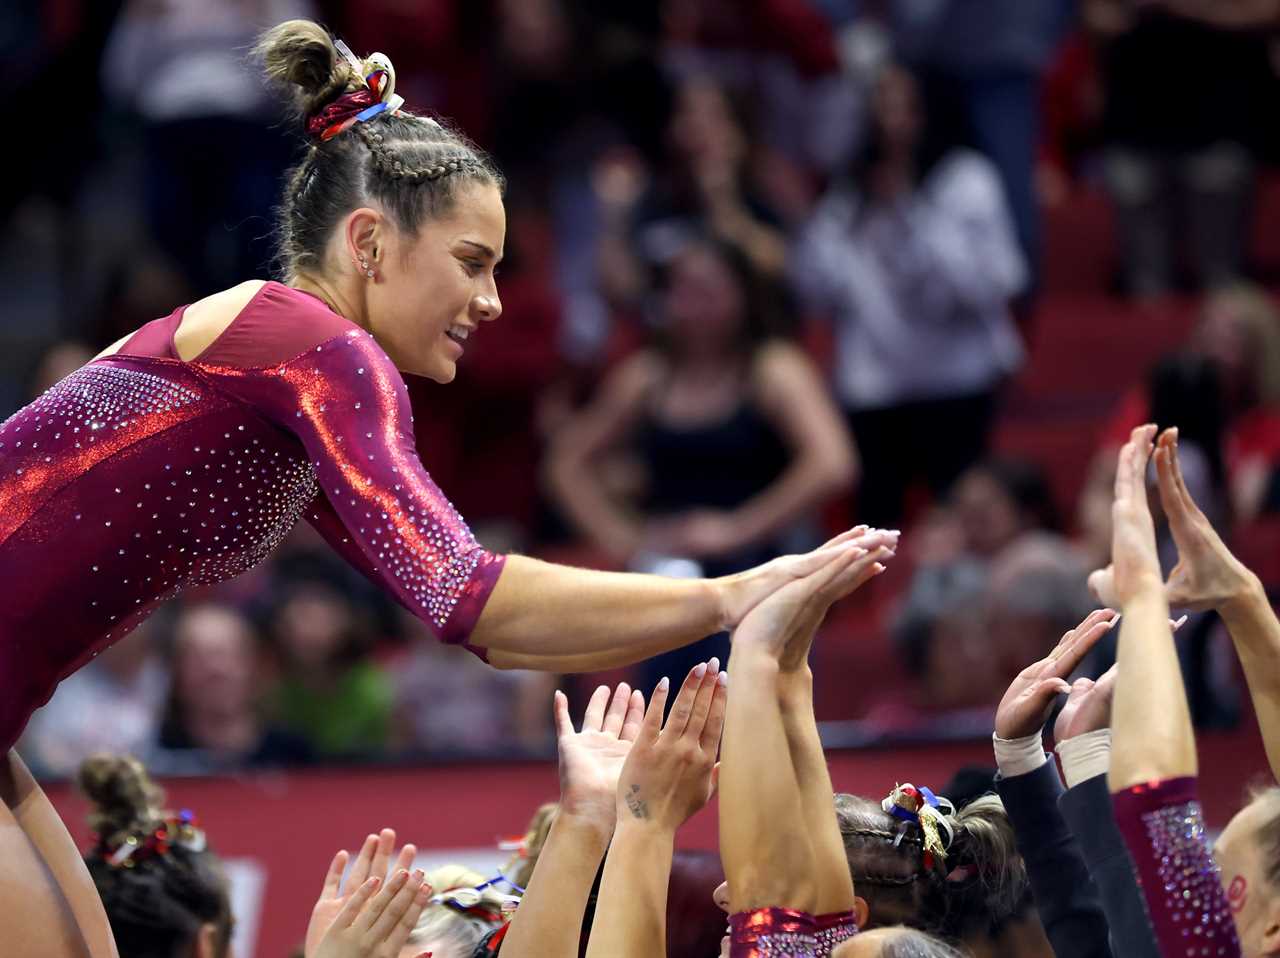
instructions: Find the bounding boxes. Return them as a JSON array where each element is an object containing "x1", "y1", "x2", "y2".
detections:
[
  {"x1": 0, "y1": 281, "x2": 505, "y2": 749},
  {"x1": 1114, "y1": 777, "x2": 1241, "y2": 958}
]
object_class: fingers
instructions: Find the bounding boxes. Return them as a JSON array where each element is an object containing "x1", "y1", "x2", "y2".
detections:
[
  {"x1": 820, "y1": 525, "x2": 869, "y2": 550},
  {"x1": 1116, "y1": 424, "x2": 1157, "y2": 508},
  {"x1": 349, "y1": 833, "x2": 379, "y2": 887},
  {"x1": 321, "y1": 849, "x2": 348, "y2": 899},
  {"x1": 1092, "y1": 663, "x2": 1119, "y2": 701},
  {"x1": 332, "y1": 875, "x2": 381, "y2": 930},
  {"x1": 1162, "y1": 427, "x2": 1202, "y2": 518},
  {"x1": 682, "y1": 658, "x2": 721, "y2": 743},
  {"x1": 1047, "y1": 610, "x2": 1116, "y2": 679},
  {"x1": 353, "y1": 868, "x2": 411, "y2": 933},
  {"x1": 621, "y1": 688, "x2": 646, "y2": 743},
  {"x1": 394, "y1": 843, "x2": 417, "y2": 876},
  {"x1": 602, "y1": 683, "x2": 632, "y2": 738},
  {"x1": 642, "y1": 676, "x2": 670, "y2": 742},
  {"x1": 667, "y1": 662, "x2": 709, "y2": 737},
  {"x1": 581, "y1": 684, "x2": 611, "y2": 733},
  {"x1": 700, "y1": 670, "x2": 729, "y2": 752},
  {"x1": 368, "y1": 868, "x2": 429, "y2": 945},
  {"x1": 370, "y1": 828, "x2": 395, "y2": 883},
  {"x1": 1154, "y1": 431, "x2": 1195, "y2": 542},
  {"x1": 553, "y1": 690, "x2": 573, "y2": 739}
]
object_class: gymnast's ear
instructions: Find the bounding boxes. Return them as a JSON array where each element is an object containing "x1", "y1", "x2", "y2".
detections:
[{"x1": 854, "y1": 896, "x2": 870, "y2": 929}]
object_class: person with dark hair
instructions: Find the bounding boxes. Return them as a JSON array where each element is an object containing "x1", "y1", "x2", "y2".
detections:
[
  {"x1": 547, "y1": 234, "x2": 857, "y2": 685},
  {"x1": 78, "y1": 753, "x2": 234, "y2": 958},
  {"x1": 793, "y1": 62, "x2": 1026, "y2": 529},
  {"x1": 0, "y1": 14, "x2": 871, "y2": 796}
]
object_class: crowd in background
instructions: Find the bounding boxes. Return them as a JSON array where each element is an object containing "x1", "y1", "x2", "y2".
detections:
[{"x1": 8, "y1": 0, "x2": 1280, "y2": 776}]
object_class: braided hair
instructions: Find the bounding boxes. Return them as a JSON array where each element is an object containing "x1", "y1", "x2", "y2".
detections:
[
  {"x1": 254, "y1": 20, "x2": 504, "y2": 282},
  {"x1": 834, "y1": 792, "x2": 1027, "y2": 942},
  {"x1": 80, "y1": 755, "x2": 232, "y2": 958}
]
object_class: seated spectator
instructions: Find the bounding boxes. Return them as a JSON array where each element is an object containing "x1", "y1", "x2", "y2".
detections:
[
  {"x1": 155, "y1": 602, "x2": 312, "y2": 771},
  {"x1": 390, "y1": 611, "x2": 555, "y2": 757},
  {"x1": 266, "y1": 563, "x2": 393, "y2": 759},
  {"x1": 793, "y1": 61, "x2": 1026, "y2": 528},
  {"x1": 20, "y1": 618, "x2": 168, "y2": 778}
]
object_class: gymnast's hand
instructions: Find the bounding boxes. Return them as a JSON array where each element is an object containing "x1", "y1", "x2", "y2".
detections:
[
  {"x1": 730, "y1": 529, "x2": 895, "y2": 671},
  {"x1": 715, "y1": 526, "x2": 898, "y2": 636},
  {"x1": 1054, "y1": 664, "x2": 1119, "y2": 743},
  {"x1": 311, "y1": 867, "x2": 431, "y2": 958},
  {"x1": 306, "y1": 829, "x2": 419, "y2": 958},
  {"x1": 555, "y1": 682, "x2": 647, "y2": 835},
  {"x1": 994, "y1": 609, "x2": 1115, "y2": 741},
  {"x1": 614, "y1": 663, "x2": 727, "y2": 833}
]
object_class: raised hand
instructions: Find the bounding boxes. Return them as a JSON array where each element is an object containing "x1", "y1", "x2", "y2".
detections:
[
  {"x1": 554, "y1": 683, "x2": 646, "y2": 830},
  {"x1": 1108, "y1": 425, "x2": 1163, "y2": 605},
  {"x1": 1054, "y1": 664, "x2": 1119, "y2": 743},
  {"x1": 306, "y1": 829, "x2": 418, "y2": 958},
  {"x1": 731, "y1": 532, "x2": 895, "y2": 670},
  {"x1": 311, "y1": 868, "x2": 431, "y2": 958},
  {"x1": 715, "y1": 528, "x2": 899, "y2": 633},
  {"x1": 1154, "y1": 427, "x2": 1257, "y2": 611},
  {"x1": 615, "y1": 663, "x2": 727, "y2": 832},
  {"x1": 995, "y1": 609, "x2": 1116, "y2": 740}
]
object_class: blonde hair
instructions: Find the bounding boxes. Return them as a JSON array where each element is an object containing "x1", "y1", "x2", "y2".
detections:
[
  {"x1": 405, "y1": 864, "x2": 506, "y2": 956},
  {"x1": 1204, "y1": 283, "x2": 1280, "y2": 405},
  {"x1": 505, "y1": 802, "x2": 558, "y2": 889}
]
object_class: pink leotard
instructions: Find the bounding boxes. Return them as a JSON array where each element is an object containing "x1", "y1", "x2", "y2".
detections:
[{"x1": 0, "y1": 281, "x2": 505, "y2": 749}]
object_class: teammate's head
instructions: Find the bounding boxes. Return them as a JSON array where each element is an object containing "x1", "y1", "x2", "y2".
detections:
[
  {"x1": 80, "y1": 754, "x2": 232, "y2": 958},
  {"x1": 1215, "y1": 786, "x2": 1280, "y2": 957},
  {"x1": 258, "y1": 20, "x2": 505, "y2": 384}
]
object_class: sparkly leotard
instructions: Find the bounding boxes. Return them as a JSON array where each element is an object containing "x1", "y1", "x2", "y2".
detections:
[
  {"x1": 0, "y1": 281, "x2": 504, "y2": 749},
  {"x1": 1114, "y1": 778, "x2": 1240, "y2": 958}
]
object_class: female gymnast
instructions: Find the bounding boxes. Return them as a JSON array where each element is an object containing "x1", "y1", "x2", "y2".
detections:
[{"x1": 0, "y1": 19, "x2": 882, "y2": 958}]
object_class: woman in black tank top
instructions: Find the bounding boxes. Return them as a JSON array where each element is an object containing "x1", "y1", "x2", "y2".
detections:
[{"x1": 548, "y1": 237, "x2": 858, "y2": 682}]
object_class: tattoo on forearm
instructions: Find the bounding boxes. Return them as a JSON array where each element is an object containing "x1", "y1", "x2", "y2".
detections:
[{"x1": 624, "y1": 784, "x2": 649, "y2": 820}]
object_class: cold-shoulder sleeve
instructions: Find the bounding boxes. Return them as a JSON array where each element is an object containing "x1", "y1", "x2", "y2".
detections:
[
  {"x1": 204, "y1": 325, "x2": 505, "y2": 650},
  {"x1": 1113, "y1": 777, "x2": 1240, "y2": 958}
]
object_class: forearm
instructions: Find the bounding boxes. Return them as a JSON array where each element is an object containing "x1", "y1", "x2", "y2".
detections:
[
  {"x1": 778, "y1": 670, "x2": 855, "y2": 915},
  {"x1": 722, "y1": 648, "x2": 816, "y2": 913},
  {"x1": 1219, "y1": 574, "x2": 1280, "y2": 780},
  {"x1": 474, "y1": 555, "x2": 724, "y2": 660},
  {"x1": 585, "y1": 821, "x2": 674, "y2": 958},
  {"x1": 502, "y1": 813, "x2": 610, "y2": 958},
  {"x1": 1110, "y1": 588, "x2": 1196, "y2": 790}
]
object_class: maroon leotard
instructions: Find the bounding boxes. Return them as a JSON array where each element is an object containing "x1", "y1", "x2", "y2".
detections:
[{"x1": 0, "y1": 281, "x2": 505, "y2": 749}]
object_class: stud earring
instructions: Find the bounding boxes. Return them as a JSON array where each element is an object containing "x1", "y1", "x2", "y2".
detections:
[{"x1": 358, "y1": 257, "x2": 374, "y2": 279}]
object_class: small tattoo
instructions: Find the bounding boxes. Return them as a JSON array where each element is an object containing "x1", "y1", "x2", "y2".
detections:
[
  {"x1": 624, "y1": 784, "x2": 649, "y2": 820},
  {"x1": 1228, "y1": 875, "x2": 1248, "y2": 914}
]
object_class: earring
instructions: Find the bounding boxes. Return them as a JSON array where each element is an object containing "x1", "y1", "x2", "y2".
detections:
[{"x1": 358, "y1": 257, "x2": 374, "y2": 279}]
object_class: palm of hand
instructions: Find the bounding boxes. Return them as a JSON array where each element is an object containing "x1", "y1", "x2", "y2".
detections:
[
  {"x1": 1054, "y1": 683, "x2": 1108, "y2": 742},
  {"x1": 307, "y1": 897, "x2": 347, "y2": 958},
  {"x1": 559, "y1": 728, "x2": 634, "y2": 820}
]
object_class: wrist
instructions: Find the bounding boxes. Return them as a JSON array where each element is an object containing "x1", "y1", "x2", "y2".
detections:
[
  {"x1": 556, "y1": 807, "x2": 616, "y2": 846},
  {"x1": 992, "y1": 731, "x2": 1048, "y2": 778},
  {"x1": 614, "y1": 809, "x2": 678, "y2": 843},
  {"x1": 1057, "y1": 728, "x2": 1112, "y2": 789},
  {"x1": 1220, "y1": 570, "x2": 1266, "y2": 624},
  {"x1": 778, "y1": 667, "x2": 815, "y2": 708}
]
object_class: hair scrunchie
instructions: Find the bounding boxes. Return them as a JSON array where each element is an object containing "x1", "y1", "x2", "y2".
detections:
[{"x1": 305, "y1": 40, "x2": 403, "y2": 141}]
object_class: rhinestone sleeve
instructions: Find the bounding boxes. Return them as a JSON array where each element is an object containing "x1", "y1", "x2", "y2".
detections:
[
  {"x1": 201, "y1": 329, "x2": 505, "y2": 648},
  {"x1": 729, "y1": 908, "x2": 818, "y2": 958},
  {"x1": 813, "y1": 911, "x2": 858, "y2": 955},
  {"x1": 1113, "y1": 777, "x2": 1241, "y2": 958}
]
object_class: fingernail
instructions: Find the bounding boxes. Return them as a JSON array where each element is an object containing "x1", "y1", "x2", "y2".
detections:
[
  {"x1": 371, "y1": 877, "x2": 382, "y2": 889},
  {"x1": 413, "y1": 868, "x2": 425, "y2": 881},
  {"x1": 1107, "y1": 613, "x2": 1122, "y2": 628},
  {"x1": 658, "y1": 676, "x2": 670, "y2": 690},
  {"x1": 708, "y1": 656, "x2": 720, "y2": 673},
  {"x1": 1172, "y1": 614, "x2": 1188, "y2": 631},
  {"x1": 693, "y1": 663, "x2": 708, "y2": 678},
  {"x1": 717, "y1": 671, "x2": 728, "y2": 687}
]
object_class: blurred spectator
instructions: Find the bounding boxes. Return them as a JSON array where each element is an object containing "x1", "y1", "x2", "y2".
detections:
[
  {"x1": 891, "y1": 0, "x2": 1073, "y2": 285},
  {"x1": 547, "y1": 235, "x2": 855, "y2": 686},
  {"x1": 20, "y1": 619, "x2": 168, "y2": 778},
  {"x1": 793, "y1": 62, "x2": 1026, "y2": 528},
  {"x1": 1087, "y1": 0, "x2": 1276, "y2": 296},
  {"x1": 597, "y1": 76, "x2": 790, "y2": 317},
  {"x1": 100, "y1": 0, "x2": 313, "y2": 294},
  {"x1": 913, "y1": 456, "x2": 1062, "y2": 565},
  {"x1": 266, "y1": 561, "x2": 393, "y2": 760},
  {"x1": 390, "y1": 611, "x2": 555, "y2": 758},
  {"x1": 28, "y1": 340, "x2": 94, "y2": 397},
  {"x1": 155, "y1": 602, "x2": 312, "y2": 771}
]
